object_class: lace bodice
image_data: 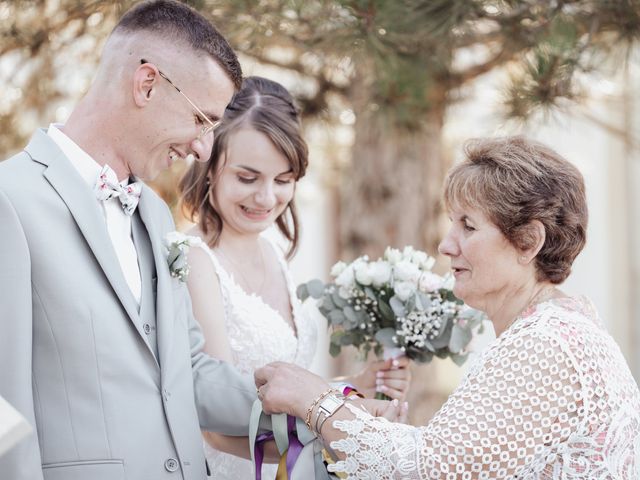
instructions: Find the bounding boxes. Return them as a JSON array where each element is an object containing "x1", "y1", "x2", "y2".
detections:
[
  {"x1": 328, "y1": 296, "x2": 640, "y2": 479},
  {"x1": 193, "y1": 238, "x2": 318, "y2": 479}
]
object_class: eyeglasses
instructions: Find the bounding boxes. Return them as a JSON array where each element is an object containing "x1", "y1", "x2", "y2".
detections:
[{"x1": 140, "y1": 59, "x2": 221, "y2": 139}]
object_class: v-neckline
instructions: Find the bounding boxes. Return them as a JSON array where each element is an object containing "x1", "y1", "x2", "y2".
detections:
[{"x1": 207, "y1": 241, "x2": 299, "y2": 340}]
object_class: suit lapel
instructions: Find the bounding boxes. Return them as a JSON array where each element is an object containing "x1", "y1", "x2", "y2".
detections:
[
  {"x1": 136, "y1": 187, "x2": 175, "y2": 371},
  {"x1": 26, "y1": 130, "x2": 142, "y2": 335}
]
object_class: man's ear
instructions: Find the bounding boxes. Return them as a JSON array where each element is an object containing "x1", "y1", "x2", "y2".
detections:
[
  {"x1": 132, "y1": 62, "x2": 159, "y2": 107},
  {"x1": 518, "y1": 220, "x2": 546, "y2": 265}
]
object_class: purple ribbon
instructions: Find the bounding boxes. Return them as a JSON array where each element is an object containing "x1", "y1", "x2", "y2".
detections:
[{"x1": 254, "y1": 415, "x2": 305, "y2": 480}]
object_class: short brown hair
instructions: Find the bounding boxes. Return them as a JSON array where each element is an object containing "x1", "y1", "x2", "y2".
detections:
[
  {"x1": 443, "y1": 135, "x2": 588, "y2": 284},
  {"x1": 179, "y1": 76, "x2": 309, "y2": 258},
  {"x1": 114, "y1": 0, "x2": 242, "y2": 90}
]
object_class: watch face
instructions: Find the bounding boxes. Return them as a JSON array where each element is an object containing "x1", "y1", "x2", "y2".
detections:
[{"x1": 320, "y1": 394, "x2": 344, "y2": 414}]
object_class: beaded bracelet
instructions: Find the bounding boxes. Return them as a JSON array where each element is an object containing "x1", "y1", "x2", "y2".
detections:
[{"x1": 304, "y1": 388, "x2": 335, "y2": 431}]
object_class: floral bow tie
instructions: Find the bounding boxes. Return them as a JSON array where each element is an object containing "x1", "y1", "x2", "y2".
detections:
[{"x1": 94, "y1": 164, "x2": 142, "y2": 216}]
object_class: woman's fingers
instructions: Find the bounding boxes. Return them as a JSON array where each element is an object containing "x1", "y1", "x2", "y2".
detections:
[
  {"x1": 376, "y1": 363, "x2": 412, "y2": 400},
  {"x1": 380, "y1": 399, "x2": 410, "y2": 422},
  {"x1": 377, "y1": 384, "x2": 406, "y2": 401}
]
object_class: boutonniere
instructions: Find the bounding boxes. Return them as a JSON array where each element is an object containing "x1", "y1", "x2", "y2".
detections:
[{"x1": 163, "y1": 232, "x2": 201, "y2": 282}]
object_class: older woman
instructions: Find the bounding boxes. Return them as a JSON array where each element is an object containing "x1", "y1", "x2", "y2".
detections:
[{"x1": 256, "y1": 136, "x2": 640, "y2": 479}]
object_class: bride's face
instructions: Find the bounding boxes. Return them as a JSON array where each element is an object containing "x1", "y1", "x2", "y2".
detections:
[
  {"x1": 210, "y1": 127, "x2": 295, "y2": 237},
  {"x1": 438, "y1": 203, "x2": 523, "y2": 310}
]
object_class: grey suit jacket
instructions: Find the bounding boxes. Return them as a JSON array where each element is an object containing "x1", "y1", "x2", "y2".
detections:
[{"x1": 0, "y1": 130, "x2": 260, "y2": 480}]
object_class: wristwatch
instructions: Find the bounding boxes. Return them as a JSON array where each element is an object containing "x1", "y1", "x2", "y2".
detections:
[
  {"x1": 314, "y1": 392, "x2": 346, "y2": 437},
  {"x1": 318, "y1": 392, "x2": 345, "y2": 417}
]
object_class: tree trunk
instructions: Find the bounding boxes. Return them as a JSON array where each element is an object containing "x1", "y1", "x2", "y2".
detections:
[
  {"x1": 338, "y1": 74, "x2": 447, "y2": 261},
  {"x1": 336, "y1": 68, "x2": 451, "y2": 424}
]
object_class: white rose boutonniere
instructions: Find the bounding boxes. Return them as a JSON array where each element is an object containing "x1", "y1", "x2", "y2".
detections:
[{"x1": 164, "y1": 232, "x2": 201, "y2": 282}]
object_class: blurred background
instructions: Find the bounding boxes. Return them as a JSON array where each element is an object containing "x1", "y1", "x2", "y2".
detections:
[{"x1": 1, "y1": 0, "x2": 638, "y2": 426}]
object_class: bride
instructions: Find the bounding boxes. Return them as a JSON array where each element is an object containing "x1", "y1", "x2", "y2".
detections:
[{"x1": 177, "y1": 76, "x2": 411, "y2": 478}]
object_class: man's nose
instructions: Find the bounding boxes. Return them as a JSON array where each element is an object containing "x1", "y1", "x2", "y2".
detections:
[{"x1": 190, "y1": 131, "x2": 214, "y2": 163}]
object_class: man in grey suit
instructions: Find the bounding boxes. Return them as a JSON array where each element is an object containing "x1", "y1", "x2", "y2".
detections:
[{"x1": 0, "y1": 2, "x2": 263, "y2": 478}]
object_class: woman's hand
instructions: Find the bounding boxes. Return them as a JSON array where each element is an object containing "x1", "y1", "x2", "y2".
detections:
[
  {"x1": 359, "y1": 398, "x2": 409, "y2": 423},
  {"x1": 351, "y1": 356, "x2": 412, "y2": 401},
  {"x1": 255, "y1": 362, "x2": 331, "y2": 418}
]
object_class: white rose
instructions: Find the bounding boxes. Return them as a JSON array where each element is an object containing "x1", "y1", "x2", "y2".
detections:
[
  {"x1": 354, "y1": 262, "x2": 373, "y2": 286},
  {"x1": 335, "y1": 265, "x2": 355, "y2": 288},
  {"x1": 384, "y1": 247, "x2": 403, "y2": 264},
  {"x1": 394, "y1": 281, "x2": 417, "y2": 301},
  {"x1": 410, "y1": 250, "x2": 428, "y2": 266},
  {"x1": 423, "y1": 255, "x2": 436, "y2": 270},
  {"x1": 369, "y1": 261, "x2": 392, "y2": 287},
  {"x1": 393, "y1": 260, "x2": 421, "y2": 283},
  {"x1": 330, "y1": 261, "x2": 348, "y2": 277},
  {"x1": 402, "y1": 245, "x2": 415, "y2": 260},
  {"x1": 442, "y1": 272, "x2": 455, "y2": 290},
  {"x1": 418, "y1": 271, "x2": 443, "y2": 292}
]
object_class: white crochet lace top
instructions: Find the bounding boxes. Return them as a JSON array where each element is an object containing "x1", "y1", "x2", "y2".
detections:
[
  {"x1": 328, "y1": 296, "x2": 640, "y2": 479},
  {"x1": 193, "y1": 238, "x2": 318, "y2": 479}
]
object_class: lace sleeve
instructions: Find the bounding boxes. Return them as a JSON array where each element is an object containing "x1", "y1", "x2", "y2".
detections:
[{"x1": 327, "y1": 322, "x2": 588, "y2": 479}]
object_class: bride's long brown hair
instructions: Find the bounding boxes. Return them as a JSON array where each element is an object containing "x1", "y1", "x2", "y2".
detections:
[{"x1": 178, "y1": 76, "x2": 308, "y2": 258}]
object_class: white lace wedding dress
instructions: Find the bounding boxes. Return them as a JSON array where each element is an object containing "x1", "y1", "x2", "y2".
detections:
[
  {"x1": 192, "y1": 239, "x2": 318, "y2": 480},
  {"x1": 328, "y1": 296, "x2": 640, "y2": 479}
]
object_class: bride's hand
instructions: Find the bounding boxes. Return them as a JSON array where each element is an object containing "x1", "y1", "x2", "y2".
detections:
[
  {"x1": 358, "y1": 398, "x2": 409, "y2": 423},
  {"x1": 351, "y1": 356, "x2": 412, "y2": 401}
]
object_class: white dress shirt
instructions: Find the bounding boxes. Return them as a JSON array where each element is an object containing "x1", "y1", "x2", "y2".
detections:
[{"x1": 48, "y1": 124, "x2": 142, "y2": 305}]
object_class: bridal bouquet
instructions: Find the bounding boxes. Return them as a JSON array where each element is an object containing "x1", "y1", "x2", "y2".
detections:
[{"x1": 297, "y1": 246, "x2": 483, "y2": 365}]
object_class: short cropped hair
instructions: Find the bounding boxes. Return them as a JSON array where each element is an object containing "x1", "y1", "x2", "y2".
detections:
[
  {"x1": 443, "y1": 135, "x2": 588, "y2": 284},
  {"x1": 114, "y1": 0, "x2": 242, "y2": 90},
  {"x1": 179, "y1": 76, "x2": 309, "y2": 258}
]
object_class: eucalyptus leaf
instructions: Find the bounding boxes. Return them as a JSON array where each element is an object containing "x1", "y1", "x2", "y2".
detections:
[
  {"x1": 416, "y1": 291, "x2": 432, "y2": 311},
  {"x1": 430, "y1": 319, "x2": 452, "y2": 349},
  {"x1": 343, "y1": 306, "x2": 358, "y2": 327},
  {"x1": 451, "y1": 352, "x2": 469, "y2": 366},
  {"x1": 328, "y1": 309, "x2": 346, "y2": 326},
  {"x1": 449, "y1": 323, "x2": 472, "y2": 353},
  {"x1": 306, "y1": 279, "x2": 325, "y2": 299},
  {"x1": 378, "y1": 298, "x2": 395, "y2": 323},
  {"x1": 331, "y1": 291, "x2": 349, "y2": 308},
  {"x1": 329, "y1": 342, "x2": 342, "y2": 357},
  {"x1": 364, "y1": 286, "x2": 377, "y2": 301},
  {"x1": 321, "y1": 295, "x2": 336, "y2": 311},
  {"x1": 356, "y1": 309, "x2": 370, "y2": 324},
  {"x1": 374, "y1": 327, "x2": 397, "y2": 348},
  {"x1": 389, "y1": 296, "x2": 406, "y2": 318},
  {"x1": 330, "y1": 330, "x2": 345, "y2": 343},
  {"x1": 341, "y1": 331, "x2": 358, "y2": 345},
  {"x1": 296, "y1": 284, "x2": 309, "y2": 302}
]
